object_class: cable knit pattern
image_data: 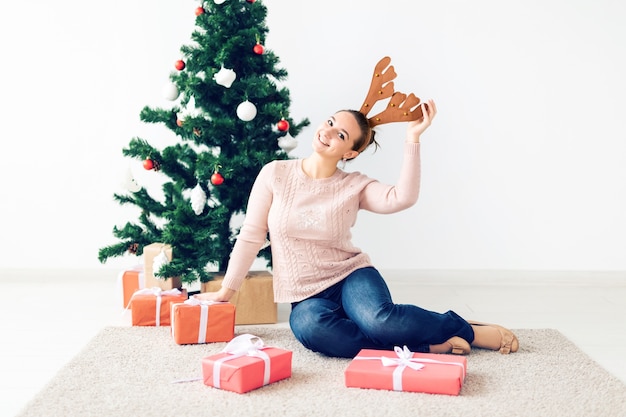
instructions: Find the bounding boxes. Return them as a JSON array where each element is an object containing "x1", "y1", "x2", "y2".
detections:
[{"x1": 221, "y1": 142, "x2": 421, "y2": 303}]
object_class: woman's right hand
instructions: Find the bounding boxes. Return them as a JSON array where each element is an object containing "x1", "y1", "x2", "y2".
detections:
[
  {"x1": 195, "y1": 286, "x2": 236, "y2": 302},
  {"x1": 406, "y1": 99, "x2": 437, "y2": 143}
]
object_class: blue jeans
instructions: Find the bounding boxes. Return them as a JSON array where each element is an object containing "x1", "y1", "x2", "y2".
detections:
[{"x1": 289, "y1": 267, "x2": 474, "y2": 358}]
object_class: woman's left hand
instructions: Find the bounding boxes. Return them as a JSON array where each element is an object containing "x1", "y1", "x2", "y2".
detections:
[{"x1": 406, "y1": 99, "x2": 437, "y2": 143}]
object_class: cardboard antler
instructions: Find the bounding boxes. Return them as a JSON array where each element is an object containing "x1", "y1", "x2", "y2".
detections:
[{"x1": 359, "y1": 57, "x2": 423, "y2": 127}]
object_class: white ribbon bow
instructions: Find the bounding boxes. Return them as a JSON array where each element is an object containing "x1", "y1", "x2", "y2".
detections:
[
  {"x1": 381, "y1": 345, "x2": 424, "y2": 391},
  {"x1": 212, "y1": 334, "x2": 271, "y2": 389},
  {"x1": 380, "y1": 346, "x2": 426, "y2": 371}
]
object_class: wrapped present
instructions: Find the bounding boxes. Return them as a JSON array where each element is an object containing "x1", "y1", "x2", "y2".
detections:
[
  {"x1": 202, "y1": 334, "x2": 292, "y2": 394},
  {"x1": 200, "y1": 271, "x2": 276, "y2": 325},
  {"x1": 130, "y1": 287, "x2": 188, "y2": 326},
  {"x1": 171, "y1": 297, "x2": 235, "y2": 345},
  {"x1": 143, "y1": 243, "x2": 182, "y2": 290},
  {"x1": 345, "y1": 346, "x2": 467, "y2": 395},
  {"x1": 117, "y1": 266, "x2": 145, "y2": 309}
]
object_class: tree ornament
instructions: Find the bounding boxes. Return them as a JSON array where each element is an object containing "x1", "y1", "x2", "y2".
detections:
[
  {"x1": 143, "y1": 158, "x2": 160, "y2": 171},
  {"x1": 152, "y1": 248, "x2": 170, "y2": 275},
  {"x1": 179, "y1": 96, "x2": 201, "y2": 120},
  {"x1": 121, "y1": 165, "x2": 141, "y2": 192},
  {"x1": 246, "y1": 0, "x2": 256, "y2": 3},
  {"x1": 253, "y1": 43, "x2": 264, "y2": 55},
  {"x1": 161, "y1": 82, "x2": 180, "y2": 101},
  {"x1": 175, "y1": 60, "x2": 186, "y2": 71},
  {"x1": 176, "y1": 117, "x2": 184, "y2": 127},
  {"x1": 143, "y1": 158, "x2": 154, "y2": 170},
  {"x1": 211, "y1": 171, "x2": 224, "y2": 186},
  {"x1": 278, "y1": 133, "x2": 298, "y2": 153},
  {"x1": 214, "y1": 0, "x2": 227, "y2": 4},
  {"x1": 213, "y1": 66, "x2": 236, "y2": 88},
  {"x1": 277, "y1": 118, "x2": 290, "y2": 132},
  {"x1": 236, "y1": 100, "x2": 257, "y2": 121},
  {"x1": 195, "y1": 6, "x2": 205, "y2": 16},
  {"x1": 190, "y1": 183, "x2": 207, "y2": 215},
  {"x1": 127, "y1": 243, "x2": 139, "y2": 255}
]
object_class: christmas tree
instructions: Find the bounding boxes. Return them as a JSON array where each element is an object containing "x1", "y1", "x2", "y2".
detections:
[{"x1": 98, "y1": 0, "x2": 309, "y2": 285}]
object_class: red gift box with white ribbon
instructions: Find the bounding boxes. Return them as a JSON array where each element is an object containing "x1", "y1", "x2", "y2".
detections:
[
  {"x1": 201, "y1": 334, "x2": 292, "y2": 393},
  {"x1": 130, "y1": 287, "x2": 188, "y2": 326},
  {"x1": 345, "y1": 346, "x2": 467, "y2": 395},
  {"x1": 170, "y1": 297, "x2": 235, "y2": 344}
]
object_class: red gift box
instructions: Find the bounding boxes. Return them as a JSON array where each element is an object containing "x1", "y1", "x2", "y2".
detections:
[
  {"x1": 202, "y1": 334, "x2": 292, "y2": 393},
  {"x1": 345, "y1": 346, "x2": 467, "y2": 395},
  {"x1": 170, "y1": 298, "x2": 235, "y2": 344},
  {"x1": 130, "y1": 288, "x2": 188, "y2": 326},
  {"x1": 117, "y1": 266, "x2": 145, "y2": 309}
]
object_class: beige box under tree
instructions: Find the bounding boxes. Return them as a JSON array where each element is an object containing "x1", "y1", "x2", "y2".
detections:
[
  {"x1": 143, "y1": 243, "x2": 182, "y2": 290},
  {"x1": 201, "y1": 270, "x2": 277, "y2": 325}
]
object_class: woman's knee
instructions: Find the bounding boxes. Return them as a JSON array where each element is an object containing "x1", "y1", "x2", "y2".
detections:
[{"x1": 289, "y1": 300, "x2": 335, "y2": 345}]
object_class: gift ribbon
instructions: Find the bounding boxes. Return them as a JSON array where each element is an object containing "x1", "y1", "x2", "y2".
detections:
[
  {"x1": 354, "y1": 345, "x2": 467, "y2": 391},
  {"x1": 212, "y1": 334, "x2": 271, "y2": 389},
  {"x1": 124, "y1": 287, "x2": 182, "y2": 326}
]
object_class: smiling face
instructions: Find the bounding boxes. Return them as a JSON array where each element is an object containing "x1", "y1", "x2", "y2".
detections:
[{"x1": 312, "y1": 111, "x2": 362, "y2": 162}]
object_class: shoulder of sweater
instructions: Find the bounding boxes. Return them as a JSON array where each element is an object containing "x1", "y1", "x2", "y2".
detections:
[
  {"x1": 339, "y1": 169, "x2": 376, "y2": 186},
  {"x1": 260, "y1": 159, "x2": 297, "y2": 174}
]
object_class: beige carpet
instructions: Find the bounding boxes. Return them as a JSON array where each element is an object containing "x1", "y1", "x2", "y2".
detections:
[{"x1": 17, "y1": 326, "x2": 626, "y2": 417}]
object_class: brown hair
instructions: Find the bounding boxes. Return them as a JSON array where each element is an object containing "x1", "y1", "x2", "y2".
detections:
[{"x1": 339, "y1": 110, "x2": 379, "y2": 160}]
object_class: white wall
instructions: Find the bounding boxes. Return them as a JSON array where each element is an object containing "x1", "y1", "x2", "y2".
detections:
[{"x1": 0, "y1": 0, "x2": 624, "y2": 272}]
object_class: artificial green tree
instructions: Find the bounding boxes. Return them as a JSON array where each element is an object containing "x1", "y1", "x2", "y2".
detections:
[{"x1": 98, "y1": 0, "x2": 309, "y2": 284}]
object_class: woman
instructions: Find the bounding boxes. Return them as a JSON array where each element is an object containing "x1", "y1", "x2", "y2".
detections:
[{"x1": 197, "y1": 100, "x2": 519, "y2": 358}]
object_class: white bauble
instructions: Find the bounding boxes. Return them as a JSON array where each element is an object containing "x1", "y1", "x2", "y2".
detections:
[
  {"x1": 162, "y1": 82, "x2": 179, "y2": 101},
  {"x1": 182, "y1": 96, "x2": 201, "y2": 118},
  {"x1": 120, "y1": 165, "x2": 141, "y2": 192},
  {"x1": 213, "y1": 67, "x2": 236, "y2": 88},
  {"x1": 278, "y1": 133, "x2": 298, "y2": 153},
  {"x1": 236, "y1": 100, "x2": 257, "y2": 121},
  {"x1": 214, "y1": 0, "x2": 227, "y2": 4},
  {"x1": 190, "y1": 184, "x2": 207, "y2": 215}
]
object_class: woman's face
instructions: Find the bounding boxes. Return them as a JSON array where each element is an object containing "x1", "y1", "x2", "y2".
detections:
[{"x1": 312, "y1": 111, "x2": 361, "y2": 161}]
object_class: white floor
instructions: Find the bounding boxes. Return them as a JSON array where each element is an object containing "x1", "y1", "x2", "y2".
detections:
[{"x1": 2, "y1": 268, "x2": 625, "y2": 417}]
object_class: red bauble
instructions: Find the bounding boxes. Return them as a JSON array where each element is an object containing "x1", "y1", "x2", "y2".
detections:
[
  {"x1": 246, "y1": 0, "x2": 256, "y2": 3},
  {"x1": 277, "y1": 119, "x2": 290, "y2": 132},
  {"x1": 143, "y1": 159, "x2": 154, "y2": 170},
  {"x1": 211, "y1": 172, "x2": 225, "y2": 186},
  {"x1": 175, "y1": 60, "x2": 186, "y2": 70},
  {"x1": 253, "y1": 43, "x2": 264, "y2": 55},
  {"x1": 195, "y1": 7, "x2": 205, "y2": 16},
  {"x1": 176, "y1": 118, "x2": 184, "y2": 127}
]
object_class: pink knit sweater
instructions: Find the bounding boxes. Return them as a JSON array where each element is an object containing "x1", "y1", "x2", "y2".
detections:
[{"x1": 221, "y1": 142, "x2": 421, "y2": 303}]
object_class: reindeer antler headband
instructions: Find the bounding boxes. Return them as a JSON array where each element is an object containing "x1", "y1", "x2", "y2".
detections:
[{"x1": 359, "y1": 56, "x2": 423, "y2": 127}]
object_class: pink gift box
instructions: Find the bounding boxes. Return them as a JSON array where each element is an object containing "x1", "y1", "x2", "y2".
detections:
[
  {"x1": 201, "y1": 334, "x2": 292, "y2": 393},
  {"x1": 345, "y1": 347, "x2": 467, "y2": 395}
]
